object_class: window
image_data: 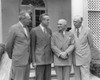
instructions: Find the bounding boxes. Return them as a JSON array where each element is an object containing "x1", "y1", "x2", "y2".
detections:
[
  {"x1": 35, "y1": 9, "x2": 45, "y2": 26},
  {"x1": 21, "y1": 0, "x2": 45, "y2": 7}
]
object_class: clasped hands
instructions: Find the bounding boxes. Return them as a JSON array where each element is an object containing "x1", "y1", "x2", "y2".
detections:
[{"x1": 59, "y1": 52, "x2": 68, "y2": 59}]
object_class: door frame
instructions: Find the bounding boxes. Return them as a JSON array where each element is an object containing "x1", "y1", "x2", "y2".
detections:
[{"x1": 33, "y1": 7, "x2": 47, "y2": 27}]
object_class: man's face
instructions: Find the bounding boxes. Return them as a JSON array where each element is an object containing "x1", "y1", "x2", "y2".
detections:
[
  {"x1": 57, "y1": 20, "x2": 66, "y2": 31},
  {"x1": 42, "y1": 15, "x2": 50, "y2": 27},
  {"x1": 23, "y1": 13, "x2": 31, "y2": 26},
  {"x1": 73, "y1": 20, "x2": 82, "y2": 29}
]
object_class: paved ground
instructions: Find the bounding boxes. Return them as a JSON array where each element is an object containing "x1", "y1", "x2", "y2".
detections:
[
  {"x1": 90, "y1": 74, "x2": 100, "y2": 80},
  {"x1": 51, "y1": 74, "x2": 100, "y2": 80},
  {"x1": 70, "y1": 74, "x2": 100, "y2": 80},
  {"x1": 0, "y1": 53, "x2": 100, "y2": 80}
]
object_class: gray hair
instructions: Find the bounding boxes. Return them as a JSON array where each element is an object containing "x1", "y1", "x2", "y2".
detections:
[
  {"x1": 73, "y1": 15, "x2": 83, "y2": 22},
  {"x1": 19, "y1": 10, "x2": 30, "y2": 20}
]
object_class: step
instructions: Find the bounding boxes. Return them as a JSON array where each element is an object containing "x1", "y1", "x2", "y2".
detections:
[
  {"x1": 29, "y1": 67, "x2": 56, "y2": 78},
  {"x1": 29, "y1": 64, "x2": 75, "y2": 80}
]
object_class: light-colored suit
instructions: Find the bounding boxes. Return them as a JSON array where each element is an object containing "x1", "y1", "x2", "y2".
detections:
[
  {"x1": 71, "y1": 27, "x2": 94, "y2": 80},
  {"x1": 51, "y1": 31, "x2": 74, "y2": 80},
  {"x1": 6, "y1": 22, "x2": 30, "y2": 80}
]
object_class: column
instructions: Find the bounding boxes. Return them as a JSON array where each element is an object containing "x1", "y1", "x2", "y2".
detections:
[
  {"x1": 0, "y1": 0, "x2": 2, "y2": 43},
  {"x1": 72, "y1": 0, "x2": 83, "y2": 28}
]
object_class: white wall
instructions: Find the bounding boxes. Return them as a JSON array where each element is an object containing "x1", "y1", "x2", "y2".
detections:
[
  {"x1": 0, "y1": 0, "x2": 2, "y2": 43},
  {"x1": 72, "y1": 0, "x2": 88, "y2": 28},
  {"x1": 72, "y1": 0, "x2": 83, "y2": 28}
]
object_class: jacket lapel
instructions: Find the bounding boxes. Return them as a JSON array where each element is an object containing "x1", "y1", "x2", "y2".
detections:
[
  {"x1": 18, "y1": 22, "x2": 29, "y2": 39},
  {"x1": 26, "y1": 27, "x2": 30, "y2": 39},
  {"x1": 56, "y1": 32, "x2": 65, "y2": 48},
  {"x1": 45, "y1": 28, "x2": 51, "y2": 40},
  {"x1": 38, "y1": 26, "x2": 46, "y2": 39},
  {"x1": 63, "y1": 32, "x2": 71, "y2": 45}
]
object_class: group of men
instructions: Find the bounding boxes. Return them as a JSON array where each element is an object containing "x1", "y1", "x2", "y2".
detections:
[{"x1": 6, "y1": 10, "x2": 98, "y2": 80}]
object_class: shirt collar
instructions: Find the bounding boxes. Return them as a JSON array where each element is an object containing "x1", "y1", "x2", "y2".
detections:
[
  {"x1": 19, "y1": 21, "x2": 24, "y2": 28},
  {"x1": 40, "y1": 24, "x2": 44, "y2": 32},
  {"x1": 63, "y1": 30, "x2": 66, "y2": 35},
  {"x1": 59, "y1": 30, "x2": 66, "y2": 35},
  {"x1": 76, "y1": 26, "x2": 83, "y2": 32}
]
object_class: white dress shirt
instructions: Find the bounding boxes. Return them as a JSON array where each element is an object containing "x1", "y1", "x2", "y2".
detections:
[
  {"x1": 40, "y1": 24, "x2": 45, "y2": 33},
  {"x1": 19, "y1": 21, "x2": 28, "y2": 37}
]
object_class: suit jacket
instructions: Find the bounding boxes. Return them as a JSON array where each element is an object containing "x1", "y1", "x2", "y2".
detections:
[
  {"x1": 71, "y1": 27, "x2": 94, "y2": 65},
  {"x1": 6, "y1": 22, "x2": 30, "y2": 66},
  {"x1": 51, "y1": 31, "x2": 74, "y2": 66},
  {"x1": 30, "y1": 26, "x2": 53, "y2": 65}
]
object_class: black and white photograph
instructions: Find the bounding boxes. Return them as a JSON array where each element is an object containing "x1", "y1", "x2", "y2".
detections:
[{"x1": 0, "y1": 0, "x2": 100, "y2": 80}]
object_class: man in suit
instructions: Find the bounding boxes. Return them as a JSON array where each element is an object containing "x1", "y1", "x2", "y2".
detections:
[
  {"x1": 6, "y1": 10, "x2": 31, "y2": 80},
  {"x1": 30, "y1": 13, "x2": 52, "y2": 80},
  {"x1": 72, "y1": 15, "x2": 99, "y2": 80},
  {"x1": 51, "y1": 19, "x2": 74, "y2": 80}
]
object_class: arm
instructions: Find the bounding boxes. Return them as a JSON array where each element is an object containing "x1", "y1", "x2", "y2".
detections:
[
  {"x1": 51, "y1": 35, "x2": 62, "y2": 57},
  {"x1": 65, "y1": 34, "x2": 75, "y2": 56},
  {"x1": 88, "y1": 30, "x2": 100, "y2": 59},
  {"x1": 30, "y1": 29, "x2": 36, "y2": 66},
  {"x1": 49, "y1": 30, "x2": 54, "y2": 63},
  {"x1": 5, "y1": 26, "x2": 16, "y2": 59}
]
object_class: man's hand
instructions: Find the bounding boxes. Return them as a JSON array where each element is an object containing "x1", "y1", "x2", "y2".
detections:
[{"x1": 60, "y1": 52, "x2": 68, "y2": 59}]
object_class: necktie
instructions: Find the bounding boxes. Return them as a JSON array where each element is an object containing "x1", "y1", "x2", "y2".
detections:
[
  {"x1": 24, "y1": 27, "x2": 28, "y2": 37},
  {"x1": 44, "y1": 28, "x2": 47, "y2": 33},
  {"x1": 77, "y1": 28, "x2": 79, "y2": 37}
]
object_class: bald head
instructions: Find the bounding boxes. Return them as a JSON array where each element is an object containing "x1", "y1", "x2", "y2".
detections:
[
  {"x1": 57, "y1": 19, "x2": 67, "y2": 31},
  {"x1": 58, "y1": 19, "x2": 67, "y2": 25}
]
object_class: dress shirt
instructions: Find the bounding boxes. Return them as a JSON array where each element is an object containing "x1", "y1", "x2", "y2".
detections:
[
  {"x1": 40, "y1": 24, "x2": 44, "y2": 32},
  {"x1": 19, "y1": 21, "x2": 28, "y2": 37},
  {"x1": 76, "y1": 26, "x2": 82, "y2": 37},
  {"x1": 40, "y1": 24, "x2": 47, "y2": 33}
]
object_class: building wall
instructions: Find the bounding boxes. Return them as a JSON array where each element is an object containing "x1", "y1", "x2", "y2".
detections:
[
  {"x1": 46, "y1": 0, "x2": 71, "y2": 32},
  {"x1": 88, "y1": 0, "x2": 100, "y2": 50},
  {"x1": 1, "y1": 0, "x2": 19, "y2": 42},
  {"x1": 0, "y1": 0, "x2": 2, "y2": 43},
  {"x1": 1, "y1": 0, "x2": 71, "y2": 42}
]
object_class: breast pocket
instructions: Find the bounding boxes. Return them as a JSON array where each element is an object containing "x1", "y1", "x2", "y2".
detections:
[
  {"x1": 15, "y1": 32, "x2": 26, "y2": 44},
  {"x1": 81, "y1": 33, "x2": 88, "y2": 44}
]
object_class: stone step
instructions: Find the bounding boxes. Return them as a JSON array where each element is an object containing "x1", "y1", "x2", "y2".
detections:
[
  {"x1": 29, "y1": 64, "x2": 75, "y2": 80},
  {"x1": 29, "y1": 67, "x2": 56, "y2": 78}
]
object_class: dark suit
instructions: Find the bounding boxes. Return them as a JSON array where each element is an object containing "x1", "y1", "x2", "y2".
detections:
[
  {"x1": 6, "y1": 22, "x2": 30, "y2": 80},
  {"x1": 30, "y1": 26, "x2": 52, "y2": 80}
]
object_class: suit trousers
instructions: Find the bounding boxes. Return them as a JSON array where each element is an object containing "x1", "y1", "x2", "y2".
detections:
[
  {"x1": 55, "y1": 66, "x2": 71, "y2": 80},
  {"x1": 74, "y1": 63, "x2": 90, "y2": 80},
  {"x1": 10, "y1": 64, "x2": 30, "y2": 80},
  {"x1": 36, "y1": 64, "x2": 51, "y2": 80}
]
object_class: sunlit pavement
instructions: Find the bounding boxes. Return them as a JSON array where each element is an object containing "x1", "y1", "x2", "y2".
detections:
[
  {"x1": 30, "y1": 69, "x2": 100, "y2": 80},
  {"x1": 1, "y1": 53, "x2": 100, "y2": 80}
]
